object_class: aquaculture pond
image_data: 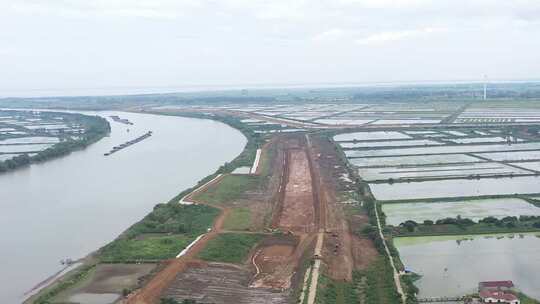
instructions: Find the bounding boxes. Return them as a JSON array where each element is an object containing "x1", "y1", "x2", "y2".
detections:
[
  {"x1": 395, "y1": 233, "x2": 540, "y2": 300},
  {"x1": 370, "y1": 176, "x2": 540, "y2": 200},
  {"x1": 349, "y1": 154, "x2": 480, "y2": 167},
  {"x1": 382, "y1": 198, "x2": 540, "y2": 226},
  {"x1": 344, "y1": 142, "x2": 540, "y2": 158},
  {"x1": 359, "y1": 162, "x2": 527, "y2": 181},
  {"x1": 334, "y1": 131, "x2": 411, "y2": 141}
]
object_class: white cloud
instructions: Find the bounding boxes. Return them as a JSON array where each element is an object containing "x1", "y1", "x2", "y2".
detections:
[
  {"x1": 356, "y1": 27, "x2": 447, "y2": 45},
  {"x1": 1, "y1": 0, "x2": 540, "y2": 94},
  {"x1": 312, "y1": 29, "x2": 347, "y2": 42}
]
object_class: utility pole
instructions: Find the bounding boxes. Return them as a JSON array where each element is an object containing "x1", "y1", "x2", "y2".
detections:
[{"x1": 483, "y1": 75, "x2": 488, "y2": 101}]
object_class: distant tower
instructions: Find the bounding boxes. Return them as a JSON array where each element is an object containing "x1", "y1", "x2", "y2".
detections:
[{"x1": 483, "y1": 75, "x2": 488, "y2": 101}]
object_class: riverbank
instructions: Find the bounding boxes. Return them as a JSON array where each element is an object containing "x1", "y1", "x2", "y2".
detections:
[
  {"x1": 23, "y1": 111, "x2": 257, "y2": 304},
  {"x1": 0, "y1": 110, "x2": 110, "y2": 173}
]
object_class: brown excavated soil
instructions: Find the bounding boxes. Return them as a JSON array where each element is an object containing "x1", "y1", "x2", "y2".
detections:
[
  {"x1": 127, "y1": 133, "x2": 363, "y2": 303},
  {"x1": 276, "y1": 147, "x2": 316, "y2": 233},
  {"x1": 250, "y1": 235, "x2": 299, "y2": 290},
  {"x1": 163, "y1": 262, "x2": 289, "y2": 304},
  {"x1": 309, "y1": 135, "x2": 377, "y2": 280},
  {"x1": 126, "y1": 137, "x2": 292, "y2": 304},
  {"x1": 125, "y1": 208, "x2": 230, "y2": 304}
]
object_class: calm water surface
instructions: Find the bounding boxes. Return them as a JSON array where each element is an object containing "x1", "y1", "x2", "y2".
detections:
[
  {"x1": 382, "y1": 198, "x2": 540, "y2": 225},
  {"x1": 395, "y1": 234, "x2": 540, "y2": 299},
  {"x1": 0, "y1": 111, "x2": 246, "y2": 303}
]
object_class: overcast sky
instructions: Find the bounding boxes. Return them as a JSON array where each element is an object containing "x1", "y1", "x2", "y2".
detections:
[{"x1": 1, "y1": 0, "x2": 540, "y2": 96}]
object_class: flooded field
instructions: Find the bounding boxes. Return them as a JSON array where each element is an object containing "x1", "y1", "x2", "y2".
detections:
[
  {"x1": 0, "y1": 137, "x2": 60, "y2": 144},
  {"x1": 448, "y1": 137, "x2": 513, "y2": 144},
  {"x1": 478, "y1": 150, "x2": 540, "y2": 161},
  {"x1": 369, "y1": 176, "x2": 540, "y2": 200},
  {"x1": 340, "y1": 139, "x2": 443, "y2": 149},
  {"x1": 359, "y1": 162, "x2": 527, "y2": 181},
  {"x1": 382, "y1": 198, "x2": 540, "y2": 225},
  {"x1": 395, "y1": 234, "x2": 540, "y2": 299},
  {"x1": 510, "y1": 161, "x2": 540, "y2": 172},
  {"x1": 0, "y1": 144, "x2": 53, "y2": 153},
  {"x1": 334, "y1": 131, "x2": 411, "y2": 141},
  {"x1": 349, "y1": 154, "x2": 480, "y2": 167},
  {"x1": 345, "y1": 142, "x2": 540, "y2": 158},
  {"x1": 231, "y1": 166, "x2": 251, "y2": 174}
]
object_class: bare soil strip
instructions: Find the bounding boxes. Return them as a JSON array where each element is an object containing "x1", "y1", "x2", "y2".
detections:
[{"x1": 125, "y1": 208, "x2": 230, "y2": 304}]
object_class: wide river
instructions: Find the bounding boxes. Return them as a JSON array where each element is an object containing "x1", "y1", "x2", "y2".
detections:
[{"x1": 0, "y1": 111, "x2": 246, "y2": 303}]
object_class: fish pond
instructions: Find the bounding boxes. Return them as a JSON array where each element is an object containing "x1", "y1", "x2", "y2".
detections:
[
  {"x1": 382, "y1": 198, "x2": 540, "y2": 226},
  {"x1": 370, "y1": 176, "x2": 540, "y2": 201},
  {"x1": 395, "y1": 233, "x2": 540, "y2": 300}
]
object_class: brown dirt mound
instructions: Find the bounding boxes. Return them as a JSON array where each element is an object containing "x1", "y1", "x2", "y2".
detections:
[
  {"x1": 277, "y1": 148, "x2": 316, "y2": 233},
  {"x1": 250, "y1": 235, "x2": 299, "y2": 290},
  {"x1": 163, "y1": 262, "x2": 289, "y2": 304}
]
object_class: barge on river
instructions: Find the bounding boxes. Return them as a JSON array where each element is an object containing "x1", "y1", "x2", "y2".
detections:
[{"x1": 104, "y1": 131, "x2": 152, "y2": 156}]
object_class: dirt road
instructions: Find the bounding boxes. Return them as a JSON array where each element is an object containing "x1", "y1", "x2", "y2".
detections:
[
  {"x1": 374, "y1": 200, "x2": 406, "y2": 303},
  {"x1": 125, "y1": 206, "x2": 230, "y2": 304}
]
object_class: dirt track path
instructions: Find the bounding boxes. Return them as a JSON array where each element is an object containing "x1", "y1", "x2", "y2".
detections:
[
  {"x1": 304, "y1": 134, "x2": 326, "y2": 304},
  {"x1": 125, "y1": 207, "x2": 230, "y2": 304},
  {"x1": 374, "y1": 201, "x2": 406, "y2": 303}
]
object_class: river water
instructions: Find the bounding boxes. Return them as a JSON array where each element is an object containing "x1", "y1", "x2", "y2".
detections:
[{"x1": 0, "y1": 111, "x2": 246, "y2": 303}]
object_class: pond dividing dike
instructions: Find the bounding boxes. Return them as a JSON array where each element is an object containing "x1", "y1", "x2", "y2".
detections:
[{"x1": 104, "y1": 131, "x2": 152, "y2": 156}]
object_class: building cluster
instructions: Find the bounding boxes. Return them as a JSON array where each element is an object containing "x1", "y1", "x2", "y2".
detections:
[{"x1": 478, "y1": 281, "x2": 520, "y2": 304}]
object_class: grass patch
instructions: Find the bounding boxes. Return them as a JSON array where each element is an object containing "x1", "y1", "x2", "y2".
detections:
[
  {"x1": 518, "y1": 292, "x2": 540, "y2": 304},
  {"x1": 100, "y1": 235, "x2": 191, "y2": 262},
  {"x1": 193, "y1": 175, "x2": 260, "y2": 205},
  {"x1": 198, "y1": 233, "x2": 262, "y2": 264},
  {"x1": 223, "y1": 207, "x2": 252, "y2": 231},
  {"x1": 355, "y1": 257, "x2": 401, "y2": 304},
  {"x1": 126, "y1": 204, "x2": 219, "y2": 239},
  {"x1": 316, "y1": 274, "x2": 358, "y2": 304},
  {"x1": 32, "y1": 264, "x2": 96, "y2": 304}
]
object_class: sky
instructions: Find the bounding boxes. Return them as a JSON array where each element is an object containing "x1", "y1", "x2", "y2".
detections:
[{"x1": 1, "y1": 0, "x2": 540, "y2": 97}]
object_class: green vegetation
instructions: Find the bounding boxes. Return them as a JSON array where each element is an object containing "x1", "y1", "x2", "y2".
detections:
[
  {"x1": 198, "y1": 233, "x2": 262, "y2": 264},
  {"x1": 99, "y1": 204, "x2": 220, "y2": 263},
  {"x1": 223, "y1": 207, "x2": 252, "y2": 231},
  {"x1": 126, "y1": 203, "x2": 220, "y2": 238},
  {"x1": 0, "y1": 111, "x2": 110, "y2": 173},
  {"x1": 394, "y1": 215, "x2": 540, "y2": 237},
  {"x1": 315, "y1": 274, "x2": 358, "y2": 304},
  {"x1": 33, "y1": 264, "x2": 96, "y2": 304},
  {"x1": 193, "y1": 174, "x2": 260, "y2": 205},
  {"x1": 315, "y1": 259, "x2": 401, "y2": 304},
  {"x1": 401, "y1": 274, "x2": 420, "y2": 303},
  {"x1": 355, "y1": 258, "x2": 401, "y2": 304},
  {"x1": 100, "y1": 235, "x2": 191, "y2": 262},
  {"x1": 518, "y1": 292, "x2": 540, "y2": 304}
]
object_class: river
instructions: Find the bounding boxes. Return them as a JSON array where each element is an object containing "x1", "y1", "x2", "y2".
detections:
[{"x1": 0, "y1": 111, "x2": 247, "y2": 303}]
